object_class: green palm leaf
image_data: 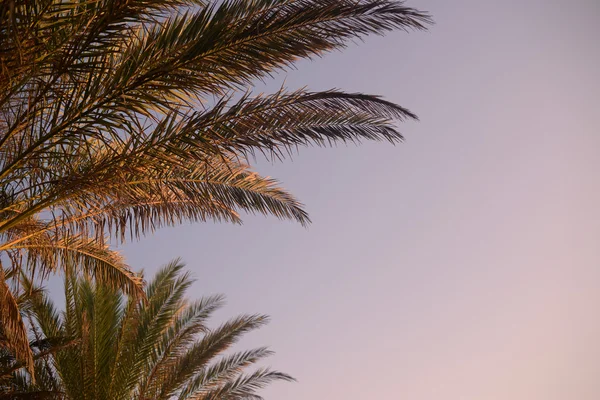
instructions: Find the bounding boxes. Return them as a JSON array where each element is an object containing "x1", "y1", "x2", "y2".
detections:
[{"x1": 1, "y1": 259, "x2": 291, "y2": 400}]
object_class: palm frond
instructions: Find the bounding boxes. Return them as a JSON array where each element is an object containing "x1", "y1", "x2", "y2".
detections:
[
  {"x1": 109, "y1": 259, "x2": 196, "y2": 398},
  {"x1": 192, "y1": 368, "x2": 294, "y2": 400},
  {"x1": 158, "y1": 314, "x2": 270, "y2": 398},
  {"x1": 0, "y1": 267, "x2": 34, "y2": 376},
  {"x1": 137, "y1": 295, "x2": 225, "y2": 398},
  {"x1": 177, "y1": 347, "x2": 274, "y2": 399},
  {"x1": 111, "y1": 0, "x2": 431, "y2": 100},
  {"x1": 3, "y1": 231, "x2": 144, "y2": 297},
  {"x1": 185, "y1": 89, "x2": 417, "y2": 157}
]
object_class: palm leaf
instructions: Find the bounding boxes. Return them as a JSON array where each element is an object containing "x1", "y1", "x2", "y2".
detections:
[
  {"x1": 9, "y1": 259, "x2": 290, "y2": 399},
  {"x1": 192, "y1": 368, "x2": 294, "y2": 400},
  {"x1": 0, "y1": 266, "x2": 34, "y2": 377},
  {"x1": 3, "y1": 230, "x2": 144, "y2": 298}
]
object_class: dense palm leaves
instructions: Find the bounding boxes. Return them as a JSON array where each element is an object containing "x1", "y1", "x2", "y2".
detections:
[
  {"x1": 1, "y1": 260, "x2": 292, "y2": 399},
  {"x1": 0, "y1": 0, "x2": 431, "y2": 370}
]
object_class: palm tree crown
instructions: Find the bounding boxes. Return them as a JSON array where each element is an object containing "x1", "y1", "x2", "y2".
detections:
[
  {"x1": 1, "y1": 260, "x2": 292, "y2": 399},
  {"x1": 0, "y1": 0, "x2": 431, "y2": 371}
]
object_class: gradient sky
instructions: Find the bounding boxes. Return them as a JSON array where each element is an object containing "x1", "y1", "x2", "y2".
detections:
[{"x1": 113, "y1": 1, "x2": 600, "y2": 399}]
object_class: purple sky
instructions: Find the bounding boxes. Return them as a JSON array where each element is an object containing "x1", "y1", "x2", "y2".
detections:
[{"x1": 118, "y1": 1, "x2": 600, "y2": 399}]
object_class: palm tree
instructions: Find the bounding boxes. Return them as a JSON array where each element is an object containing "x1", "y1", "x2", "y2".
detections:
[
  {"x1": 0, "y1": 0, "x2": 432, "y2": 369},
  {"x1": 1, "y1": 259, "x2": 292, "y2": 399}
]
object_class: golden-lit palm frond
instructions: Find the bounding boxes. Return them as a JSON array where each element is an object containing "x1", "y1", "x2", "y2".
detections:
[
  {"x1": 4, "y1": 232, "x2": 144, "y2": 297},
  {"x1": 1, "y1": 215, "x2": 143, "y2": 296},
  {"x1": 0, "y1": 151, "x2": 308, "y2": 258},
  {"x1": 0, "y1": 267, "x2": 34, "y2": 377}
]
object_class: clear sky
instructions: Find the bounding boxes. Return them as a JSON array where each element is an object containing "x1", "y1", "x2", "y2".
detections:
[{"x1": 119, "y1": 1, "x2": 600, "y2": 399}]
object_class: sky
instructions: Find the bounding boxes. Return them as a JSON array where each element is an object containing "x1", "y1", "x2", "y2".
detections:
[{"x1": 116, "y1": 1, "x2": 600, "y2": 399}]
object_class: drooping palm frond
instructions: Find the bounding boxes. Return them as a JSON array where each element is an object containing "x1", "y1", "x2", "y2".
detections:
[
  {"x1": 2, "y1": 259, "x2": 291, "y2": 400},
  {"x1": 0, "y1": 267, "x2": 34, "y2": 377},
  {"x1": 0, "y1": 150, "x2": 310, "y2": 240},
  {"x1": 0, "y1": 0, "x2": 431, "y2": 373},
  {"x1": 2, "y1": 218, "x2": 144, "y2": 296}
]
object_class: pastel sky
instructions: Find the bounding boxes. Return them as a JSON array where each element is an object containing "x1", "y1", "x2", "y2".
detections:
[{"x1": 116, "y1": 1, "x2": 600, "y2": 399}]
